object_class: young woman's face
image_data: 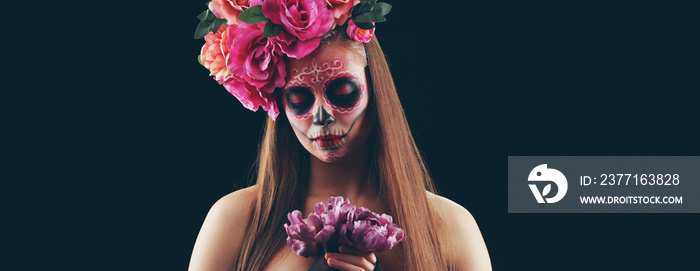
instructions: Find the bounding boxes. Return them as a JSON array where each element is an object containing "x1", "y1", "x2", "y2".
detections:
[{"x1": 282, "y1": 44, "x2": 372, "y2": 163}]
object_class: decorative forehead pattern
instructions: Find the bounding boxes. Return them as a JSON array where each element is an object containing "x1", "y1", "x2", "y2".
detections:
[{"x1": 289, "y1": 58, "x2": 345, "y2": 86}]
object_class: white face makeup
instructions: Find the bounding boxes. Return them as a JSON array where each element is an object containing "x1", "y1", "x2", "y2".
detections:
[{"x1": 283, "y1": 45, "x2": 372, "y2": 163}]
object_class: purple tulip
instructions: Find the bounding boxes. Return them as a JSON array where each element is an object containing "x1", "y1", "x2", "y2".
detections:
[
  {"x1": 315, "y1": 196, "x2": 356, "y2": 229},
  {"x1": 340, "y1": 207, "x2": 405, "y2": 253},
  {"x1": 284, "y1": 196, "x2": 356, "y2": 258},
  {"x1": 286, "y1": 236, "x2": 319, "y2": 258},
  {"x1": 284, "y1": 210, "x2": 322, "y2": 257},
  {"x1": 285, "y1": 196, "x2": 404, "y2": 257}
]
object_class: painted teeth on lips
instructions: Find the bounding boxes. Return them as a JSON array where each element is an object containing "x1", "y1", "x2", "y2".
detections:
[{"x1": 313, "y1": 134, "x2": 344, "y2": 148}]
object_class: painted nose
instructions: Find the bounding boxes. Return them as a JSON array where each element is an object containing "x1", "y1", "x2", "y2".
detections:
[{"x1": 313, "y1": 106, "x2": 335, "y2": 126}]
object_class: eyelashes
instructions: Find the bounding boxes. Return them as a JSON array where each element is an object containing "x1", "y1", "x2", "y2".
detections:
[
  {"x1": 326, "y1": 77, "x2": 361, "y2": 108},
  {"x1": 284, "y1": 76, "x2": 362, "y2": 115},
  {"x1": 285, "y1": 86, "x2": 314, "y2": 115}
]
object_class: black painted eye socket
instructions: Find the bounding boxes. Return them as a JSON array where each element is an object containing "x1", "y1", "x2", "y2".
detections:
[
  {"x1": 285, "y1": 86, "x2": 314, "y2": 115},
  {"x1": 326, "y1": 77, "x2": 361, "y2": 108}
]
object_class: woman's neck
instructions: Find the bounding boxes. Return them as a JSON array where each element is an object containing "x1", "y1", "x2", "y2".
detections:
[{"x1": 306, "y1": 143, "x2": 374, "y2": 202}]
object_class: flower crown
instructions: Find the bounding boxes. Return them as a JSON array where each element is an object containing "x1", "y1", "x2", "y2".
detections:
[{"x1": 194, "y1": 0, "x2": 392, "y2": 120}]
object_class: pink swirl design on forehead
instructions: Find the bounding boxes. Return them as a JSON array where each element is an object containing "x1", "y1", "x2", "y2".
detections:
[{"x1": 289, "y1": 58, "x2": 344, "y2": 85}]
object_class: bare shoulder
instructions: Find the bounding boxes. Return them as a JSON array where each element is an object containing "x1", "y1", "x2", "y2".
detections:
[
  {"x1": 427, "y1": 191, "x2": 492, "y2": 271},
  {"x1": 189, "y1": 185, "x2": 259, "y2": 271}
]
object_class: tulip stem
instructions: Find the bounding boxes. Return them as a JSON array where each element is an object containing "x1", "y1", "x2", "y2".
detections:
[{"x1": 322, "y1": 242, "x2": 329, "y2": 253}]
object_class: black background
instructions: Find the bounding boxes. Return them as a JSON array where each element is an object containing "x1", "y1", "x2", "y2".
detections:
[{"x1": 4, "y1": 0, "x2": 700, "y2": 270}]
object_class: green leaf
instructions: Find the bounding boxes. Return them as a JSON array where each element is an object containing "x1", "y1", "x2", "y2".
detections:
[
  {"x1": 198, "y1": 55, "x2": 203, "y2": 66},
  {"x1": 212, "y1": 18, "x2": 226, "y2": 30},
  {"x1": 354, "y1": 12, "x2": 385, "y2": 24},
  {"x1": 194, "y1": 10, "x2": 227, "y2": 39},
  {"x1": 194, "y1": 13, "x2": 213, "y2": 39},
  {"x1": 353, "y1": 0, "x2": 374, "y2": 16},
  {"x1": 374, "y1": 2, "x2": 392, "y2": 16},
  {"x1": 369, "y1": 11, "x2": 387, "y2": 22},
  {"x1": 263, "y1": 22, "x2": 283, "y2": 38},
  {"x1": 197, "y1": 10, "x2": 209, "y2": 21},
  {"x1": 194, "y1": 17, "x2": 227, "y2": 39},
  {"x1": 354, "y1": 21, "x2": 375, "y2": 30},
  {"x1": 238, "y1": 5, "x2": 268, "y2": 24},
  {"x1": 352, "y1": 0, "x2": 391, "y2": 26}
]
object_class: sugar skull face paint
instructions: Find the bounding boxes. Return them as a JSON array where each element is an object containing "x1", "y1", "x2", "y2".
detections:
[{"x1": 283, "y1": 44, "x2": 372, "y2": 163}]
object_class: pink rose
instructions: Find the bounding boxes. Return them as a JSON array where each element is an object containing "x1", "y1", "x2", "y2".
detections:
[
  {"x1": 200, "y1": 24, "x2": 280, "y2": 119},
  {"x1": 345, "y1": 19, "x2": 374, "y2": 43},
  {"x1": 222, "y1": 76, "x2": 280, "y2": 119},
  {"x1": 227, "y1": 22, "x2": 286, "y2": 98},
  {"x1": 225, "y1": 22, "x2": 317, "y2": 119},
  {"x1": 228, "y1": 22, "x2": 318, "y2": 93},
  {"x1": 261, "y1": 0, "x2": 334, "y2": 42},
  {"x1": 326, "y1": 0, "x2": 359, "y2": 25},
  {"x1": 200, "y1": 24, "x2": 233, "y2": 83},
  {"x1": 208, "y1": 0, "x2": 250, "y2": 25}
]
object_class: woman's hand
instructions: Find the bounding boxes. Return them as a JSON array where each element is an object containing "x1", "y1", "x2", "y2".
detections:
[{"x1": 325, "y1": 246, "x2": 377, "y2": 271}]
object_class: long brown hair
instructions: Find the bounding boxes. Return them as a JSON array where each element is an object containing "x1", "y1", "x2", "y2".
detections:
[{"x1": 235, "y1": 34, "x2": 451, "y2": 270}]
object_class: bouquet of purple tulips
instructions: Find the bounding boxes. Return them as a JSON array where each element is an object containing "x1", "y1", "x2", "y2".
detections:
[{"x1": 284, "y1": 196, "x2": 404, "y2": 269}]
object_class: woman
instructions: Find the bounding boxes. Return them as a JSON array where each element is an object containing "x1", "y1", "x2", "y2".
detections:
[{"x1": 190, "y1": 1, "x2": 491, "y2": 270}]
